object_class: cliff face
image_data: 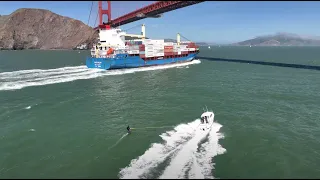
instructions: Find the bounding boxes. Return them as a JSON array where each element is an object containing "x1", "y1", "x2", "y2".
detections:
[{"x1": 0, "y1": 8, "x2": 98, "y2": 50}]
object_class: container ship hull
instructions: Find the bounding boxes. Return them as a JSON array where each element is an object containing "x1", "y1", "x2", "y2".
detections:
[{"x1": 86, "y1": 53, "x2": 197, "y2": 70}]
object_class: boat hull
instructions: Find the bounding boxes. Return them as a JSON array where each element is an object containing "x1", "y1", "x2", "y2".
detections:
[{"x1": 86, "y1": 53, "x2": 198, "y2": 70}]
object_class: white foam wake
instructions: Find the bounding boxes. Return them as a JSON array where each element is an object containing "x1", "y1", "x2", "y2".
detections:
[
  {"x1": 189, "y1": 125, "x2": 226, "y2": 179},
  {"x1": 0, "y1": 60, "x2": 201, "y2": 91},
  {"x1": 118, "y1": 117, "x2": 225, "y2": 179}
]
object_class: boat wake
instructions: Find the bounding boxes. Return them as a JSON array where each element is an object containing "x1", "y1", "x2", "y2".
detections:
[
  {"x1": 118, "y1": 118, "x2": 226, "y2": 179},
  {"x1": 108, "y1": 133, "x2": 129, "y2": 151},
  {"x1": 0, "y1": 60, "x2": 201, "y2": 91}
]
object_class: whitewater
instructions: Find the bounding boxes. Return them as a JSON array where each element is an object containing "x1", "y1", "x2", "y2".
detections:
[
  {"x1": 0, "y1": 60, "x2": 200, "y2": 91},
  {"x1": 118, "y1": 118, "x2": 226, "y2": 179}
]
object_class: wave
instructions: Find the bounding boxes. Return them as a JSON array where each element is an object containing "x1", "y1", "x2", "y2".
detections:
[{"x1": 0, "y1": 60, "x2": 201, "y2": 91}]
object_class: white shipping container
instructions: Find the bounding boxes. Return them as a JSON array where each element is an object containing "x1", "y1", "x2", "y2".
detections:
[
  {"x1": 164, "y1": 42, "x2": 174, "y2": 45},
  {"x1": 151, "y1": 39, "x2": 164, "y2": 43},
  {"x1": 128, "y1": 50, "x2": 139, "y2": 54},
  {"x1": 189, "y1": 48, "x2": 196, "y2": 51},
  {"x1": 178, "y1": 52, "x2": 181, "y2": 55},
  {"x1": 153, "y1": 48, "x2": 164, "y2": 51},
  {"x1": 155, "y1": 53, "x2": 164, "y2": 56},
  {"x1": 152, "y1": 47, "x2": 164, "y2": 49}
]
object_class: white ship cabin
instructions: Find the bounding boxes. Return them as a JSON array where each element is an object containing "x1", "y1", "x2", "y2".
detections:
[{"x1": 200, "y1": 112, "x2": 214, "y2": 124}]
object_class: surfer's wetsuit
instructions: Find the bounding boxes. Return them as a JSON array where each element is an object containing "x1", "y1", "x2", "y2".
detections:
[{"x1": 127, "y1": 126, "x2": 131, "y2": 133}]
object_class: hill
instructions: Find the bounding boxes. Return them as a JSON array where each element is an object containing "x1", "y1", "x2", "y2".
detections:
[
  {"x1": 233, "y1": 32, "x2": 320, "y2": 46},
  {"x1": 0, "y1": 8, "x2": 97, "y2": 50}
]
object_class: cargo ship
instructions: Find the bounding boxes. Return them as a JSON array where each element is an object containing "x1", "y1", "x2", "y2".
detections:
[{"x1": 86, "y1": 23, "x2": 200, "y2": 70}]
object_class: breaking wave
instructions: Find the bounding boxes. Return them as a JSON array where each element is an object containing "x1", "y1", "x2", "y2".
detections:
[
  {"x1": 0, "y1": 60, "x2": 201, "y2": 91},
  {"x1": 118, "y1": 117, "x2": 226, "y2": 179}
]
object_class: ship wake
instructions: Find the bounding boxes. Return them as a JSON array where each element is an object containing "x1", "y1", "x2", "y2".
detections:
[
  {"x1": 118, "y1": 118, "x2": 226, "y2": 179},
  {"x1": 0, "y1": 59, "x2": 201, "y2": 91}
]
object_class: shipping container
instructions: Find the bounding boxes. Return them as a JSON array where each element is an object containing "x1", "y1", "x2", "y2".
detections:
[
  {"x1": 164, "y1": 42, "x2": 174, "y2": 46},
  {"x1": 127, "y1": 50, "x2": 139, "y2": 54},
  {"x1": 155, "y1": 53, "x2": 164, "y2": 56},
  {"x1": 164, "y1": 50, "x2": 172, "y2": 52},
  {"x1": 151, "y1": 40, "x2": 164, "y2": 43},
  {"x1": 164, "y1": 52, "x2": 174, "y2": 56}
]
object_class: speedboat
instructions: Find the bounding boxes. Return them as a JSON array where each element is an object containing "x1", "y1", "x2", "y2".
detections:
[{"x1": 199, "y1": 111, "x2": 215, "y2": 131}]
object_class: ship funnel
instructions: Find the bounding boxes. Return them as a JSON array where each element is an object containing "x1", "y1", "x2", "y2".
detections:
[
  {"x1": 177, "y1": 33, "x2": 181, "y2": 46},
  {"x1": 141, "y1": 24, "x2": 146, "y2": 39}
]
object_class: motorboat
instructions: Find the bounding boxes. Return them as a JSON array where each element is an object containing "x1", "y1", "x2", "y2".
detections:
[{"x1": 199, "y1": 111, "x2": 215, "y2": 131}]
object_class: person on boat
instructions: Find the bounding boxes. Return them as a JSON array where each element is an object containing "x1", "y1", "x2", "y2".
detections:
[
  {"x1": 127, "y1": 125, "x2": 131, "y2": 133},
  {"x1": 201, "y1": 117, "x2": 204, "y2": 124},
  {"x1": 205, "y1": 116, "x2": 208, "y2": 124}
]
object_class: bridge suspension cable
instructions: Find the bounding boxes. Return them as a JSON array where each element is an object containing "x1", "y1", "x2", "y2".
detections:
[
  {"x1": 123, "y1": 24, "x2": 143, "y2": 32},
  {"x1": 87, "y1": 1, "x2": 94, "y2": 26}
]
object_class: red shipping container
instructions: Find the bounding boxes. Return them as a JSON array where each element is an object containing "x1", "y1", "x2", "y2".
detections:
[
  {"x1": 164, "y1": 52, "x2": 174, "y2": 56},
  {"x1": 182, "y1": 51, "x2": 188, "y2": 55},
  {"x1": 164, "y1": 46, "x2": 173, "y2": 49}
]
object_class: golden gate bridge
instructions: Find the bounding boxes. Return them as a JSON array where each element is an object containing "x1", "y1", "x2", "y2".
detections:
[{"x1": 89, "y1": 1, "x2": 205, "y2": 29}]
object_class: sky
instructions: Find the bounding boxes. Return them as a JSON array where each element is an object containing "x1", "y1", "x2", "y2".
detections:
[{"x1": 1, "y1": 1, "x2": 320, "y2": 44}]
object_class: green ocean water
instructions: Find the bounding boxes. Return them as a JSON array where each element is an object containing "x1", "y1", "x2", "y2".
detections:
[{"x1": 0, "y1": 46, "x2": 319, "y2": 178}]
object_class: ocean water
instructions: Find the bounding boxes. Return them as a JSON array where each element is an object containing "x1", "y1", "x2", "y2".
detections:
[{"x1": 0, "y1": 46, "x2": 319, "y2": 178}]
